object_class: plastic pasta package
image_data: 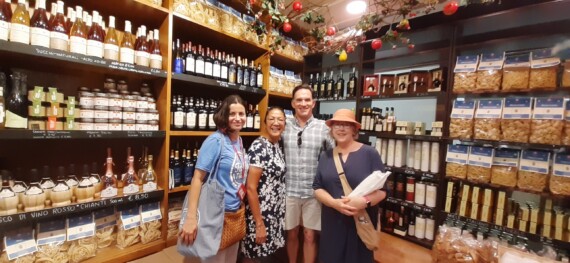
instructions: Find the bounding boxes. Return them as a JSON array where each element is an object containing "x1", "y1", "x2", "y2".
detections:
[
  {"x1": 502, "y1": 68, "x2": 529, "y2": 91},
  {"x1": 549, "y1": 175, "x2": 570, "y2": 196},
  {"x1": 475, "y1": 70, "x2": 502, "y2": 92},
  {"x1": 450, "y1": 118, "x2": 473, "y2": 139},
  {"x1": 36, "y1": 242, "x2": 70, "y2": 263},
  {"x1": 474, "y1": 118, "x2": 501, "y2": 141},
  {"x1": 453, "y1": 72, "x2": 477, "y2": 93},
  {"x1": 432, "y1": 225, "x2": 479, "y2": 263},
  {"x1": 529, "y1": 119, "x2": 563, "y2": 145},
  {"x1": 517, "y1": 171, "x2": 549, "y2": 192},
  {"x1": 95, "y1": 226, "x2": 116, "y2": 249},
  {"x1": 167, "y1": 220, "x2": 179, "y2": 240},
  {"x1": 563, "y1": 62, "x2": 570, "y2": 87},
  {"x1": 529, "y1": 67, "x2": 558, "y2": 90},
  {"x1": 446, "y1": 162, "x2": 467, "y2": 179},
  {"x1": 491, "y1": 166, "x2": 517, "y2": 187},
  {"x1": 467, "y1": 165, "x2": 492, "y2": 184},
  {"x1": 563, "y1": 121, "x2": 570, "y2": 146},
  {"x1": 500, "y1": 119, "x2": 530, "y2": 143},
  {"x1": 0, "y1": 253, "x2": 35, "y2": 263},
  {"x1": 116, "y1": 221, "x2": 141, "y2": 249},
  {"x1": 140, "y1": 220, "x2": 162, "y2": 244},
  {"x1": 67, "y1": 237, "x2": 97, "y2": 263}
]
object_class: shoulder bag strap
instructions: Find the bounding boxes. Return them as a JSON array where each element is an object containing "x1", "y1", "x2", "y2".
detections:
[
  {"x1": 206, "y1": 133, "x2": 225, "y2": 183},
  {"x1": 332, "y1": 148, "x2": 353, "y2": 196}
]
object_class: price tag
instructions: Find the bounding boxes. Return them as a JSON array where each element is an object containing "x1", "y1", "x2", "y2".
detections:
[
  {"x1": 67, "y1": 214, "x2": 95, "y2": 241},
  {"x1": 94, "y1": 207, "x2": 117, "y2": 230},
  {"x1": 120, "y1": 206, "x2": 141, "y2": 230},
  {"x1": 140, "y1": 202, "x2": 162, "y2": 223},
  {"x1": 4, "y1": 228, "x2": 37, "y2": 260},
  {"x1": 37, "y1": 220, "x2": 66, "y2": 245}
]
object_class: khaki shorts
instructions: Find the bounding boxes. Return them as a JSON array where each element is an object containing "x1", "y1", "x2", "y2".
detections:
[{"x1": 285, "y1": 196, "x2": 321, "y2": 231}]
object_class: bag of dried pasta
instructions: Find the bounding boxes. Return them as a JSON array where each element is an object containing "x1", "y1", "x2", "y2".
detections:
[
  {"x1": 66, "y1": 214, "x2": 97, "y2": 263},
  {"x1": 501, "y1": 98, "x2": 532, "y2": 143},
  {"x1": 117, "y1": 206, "x2": 141, "y2": 249},
  {"x1": 474, "y1": 99, "x2": 503, "y2": 141},
  {"x1": 94, "y1": 207, "x2": 117, "y2": 249},
  {"x1": 467, "y1": 146, "x2": 494, "y2": 184},
  {"x1": 491, "y1": 149, "x2": 520, "y2": 188},
  {"x1": 167, "y1": 198, "x2": 183, "y2": 240},
  {"x1": 518, "y1": 150, "x2": 550, "y2": 192},
  {"x1": 450, "y1": 99, "x2": 476, "y2": 139},
  {"x1": 140, "y1": 202, "x2": 162, "y2": 244},
  {"x1": 35, "y1": 220, "x2": 69, "y2": 263},
  {"x1": 475, "y1": 53, "x2": 503, "y2": 92},
  {"x1": 1, "y1": 227, "x2": 37, "y2": 263},
  {"x1": 453, "y1": 55, "x2": 479, "y2": 93},
  {"x1": 550, "y1": 153, "x2": 570, "y2": 196},
  {"x1": 562, "y1": 102, "x2": 570, "y2": 145},
  {"x1": 529, "y1": 98, "x2": 565, "y2": 145},
  {"x1": 529, "y1": 48, "x2": 560, "y2": 91},
  {"x1": 445, "y1": 145, "x2": 469, "y2": 179},
  {"x1": 502, "y1": 52, "x2": 531, "y2": 91}
]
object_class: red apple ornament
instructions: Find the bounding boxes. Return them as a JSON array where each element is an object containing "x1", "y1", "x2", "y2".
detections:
[
  {"x1": 283, "y1": 22, "x2": 292, "y2": 32},
  {"x1": 443, "y1": 0, "x2": 459, "y2": 16},
  {"x1": 326, "y1": 26, "x2": 336, "y2": 36},
  {"x1": 371, "y1": 38, "x2": 382, "y2": 50},
  {"x1": 293, "y1": 1, "x2": 302, "y2": 12}
]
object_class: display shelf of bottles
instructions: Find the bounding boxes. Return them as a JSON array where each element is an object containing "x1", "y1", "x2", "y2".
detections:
[
  {"x1": 64, "y1": 0, "x2": 169, "y2": 28},
  {"x1": 269, "y1": 91, "x2": 292, "y2": 99},
  {"x1": 385, "y1": 166, "x2": 439, "y2": 180},
  {"x1": 446, "y1": 138, "x2": 569, "y2": 152},
  {"x1": 83, "y1": 239, "x2": 165, "y2": 263},
  {"x1": 171, "y1": 73, "x2": 266, "y2": 96},
  {"x1": 386, "y1": 197, "x2": 435, "y2": 214},
  {"x1": 360, "y1": 91, "x2": 442, "y2": 101},
  {"x1": 0, "y1": 130, "x2": 166, "y2": 140},
  {"x1": 380, "y1": 228, "x2": 434, "y2": 249},
  {"x1": 361, "y1": 131, "x2": 444, "y2": 142},
  {"x1": 0, "y1": 40, "x2": 167, "y2": 78},
  {"x1": 0, "y1": 189, "x2": 164, "y2": 229},
  {"x1": 169, "y1": 186, "x2": 189, "y2": 194}
]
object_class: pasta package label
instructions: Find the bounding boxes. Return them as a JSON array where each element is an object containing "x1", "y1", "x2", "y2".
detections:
[
  {"x1": 478, "y1": 53, "x2": 504, "y2": 71},
  {"x1": 37, "y1": 220, "x2": 66, "y2": 245},
  {"x1": 533, "y1": 98, "x2": 565, "y2": 120},
  {"x1": 520, "y1": 150, "x2": 550, "y2": 174},
  {"x1": 451, "y1": 99, "x2": 476, "y2": 119},
  {"x1": 565, "y1": 102, "x2": 570, "y2": 121},
  {"x1": 4, "y1": 228, "x2": 37, "y2": 260},
  {"x1": 503, "y1": 98, "x2": 532, "y2": 119},
  {"x1": 141, "y1": 202, "x2": 162, "y2": 223},
  {"x1": 120, "y1": 206, "x2": 141, "y2": 230},
  {"x1": 454, "y1": 55, "x2": 479, "y2": 73},
  {"x1": 468, "y1": 147, "x2": 494, "y2": 168},
  {"x1": 504, "y1": 52, "x2": 530, "y2": 68},
  {"x1": 553, "y1": 153, "x2": 570, "y2": 177},
  {"x1": 531, "y1": 48, "x2": 561, "y2": 69},
  {"x1": 476, "y1": 99, "x2": 503, "y2": 119},
  {"x1": 446, "y1": 145, "x2": 469, "y2": 164},
  {"x1": 493, "y1": 149, "x2": 520, "y2": 167},
  {"x1": 67, "y1": 214, "x2": 95, "y2": 241},
  {"x1": 95, "y1": 207, "x2": 117, "y2": 230}
]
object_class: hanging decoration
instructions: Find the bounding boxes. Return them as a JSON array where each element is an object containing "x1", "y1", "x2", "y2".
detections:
[{"x1": 443, "y1": 0, "x2": 459, "y2": 15}]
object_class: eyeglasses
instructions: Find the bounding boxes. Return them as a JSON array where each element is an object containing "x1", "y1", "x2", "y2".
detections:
[
  {"x1": 297, "y1": 131, "x2": 303, "y2": 147},
  {"x1": 332, "y1": 122, "x2": 354, "y2": 130}
]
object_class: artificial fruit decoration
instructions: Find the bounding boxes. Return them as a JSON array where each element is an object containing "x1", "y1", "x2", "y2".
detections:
[
  {"x1": 371, "y1": 38, "x2": 382, "y2": 50},
  {"x1": 283, "y1": 22, "x2": 292, "y2": 32},
  {"x1": 326, "y1": 26, "x2": 336, "y2": 36},
  {"x1": 339, "y1": 50, "x2": 348, "y2": 62},
  {"x1": 398, "y1": 19, "x2": 409, "y2": 29},
  {"x1": 346, "y1": 45, "x2": 355, "y2": 53},
  {"x1": 408, "y1": 44, "x2": 415, "y2": 49},
  {"x1": 292, "y1": 1, "x2": 302, "y2": 12},
  {"x1": 443, "y1": 0, "x2": 459, "y2": 15}
]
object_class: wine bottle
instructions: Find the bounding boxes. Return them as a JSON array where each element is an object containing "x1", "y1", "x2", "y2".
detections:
[
  {"x1": 253, "y1": 105, "x2": 260, "y2": 131},
  {"x1": 23, "y1": 169, "x2": 46, "y2": 212},
  {"x1": 149, "y1": 29, "x2": 162, "y2": 69},
  {"x1": 86, "y1": 11, "x2": 104, "y2": 58},
  {"x1": 47, "y1": 2, "x2": 56, "y2": 25},
  {"x1": 336, "y1": 70, "x2": 345, "y2": 100},
  {"x1": 135, "y1": 25, "x2": 150, "y2": 67},
  {"x1": 66, "y1": 163, "x2": 79, "y2": 197},
  {"x1": 76, "y1": 164, "x2": 94, "y2": 203},
  {"x1": 185, "y1": 97, "x2": 197, "y2": 130},
  {"x1": 207, "y1": 99, "x2": 215, "y2": 130},
  {"x1": 236, "y1": 56, "x2": 243, "y2": 85},
  {"x1": 213, "y1": 50, "x2": 221, "y2": 80},
  {"x1": 122, "y1": 152, "x2": 139, "y2": 195},
  {"x1": 256, "y1": 63, "x2": 263, "y2": 88},
  {"x1": 185, "y1": 41, "x2": 195, "y2": 75},
  {"x1": 327, "y1": 71, "x2": 334, "y2": 99},
  {"x1": 348, "y1": 68, "x2": 357, "y2": 97},
  {"x1": 51, "y1": 166, "x2": 71, "y2": 207},
  {"x1": 119, "y1": 20, "x2": 135, "y2": 64},
  {"x1": 142, "y1": 155, "x2": 157, "y2": 192},
  {"x1": 228, "y1": 55, "x2": 236, "y2": 84},
  {"x1": 0, "y1": 0, "x2": 10, "y2": 41},
  {"x1": 30, "y1": 0, "x2": 49, "y2": 48},
  {"x1": 69, "y1": 6, "x2": 87, "y2": 54},
  {"x1": 103, "y1": 15, "x2": 119, "y2": 61},
  {"x1": 174, "y1": 95, "x2": 184, "y2": 130},
  {"x1": 101, "y1": 148, "x2": 118, "y2": 198},
  {"x1": 312, "y1": 73, "x2": 320, "y2": 97},
  {"x1": 39, "y1": 165, "x2": 54, "y2": 200},
  {"x1": 5, "y1": 71, "x2": 28, "y2": 129},
  {"x1": 220, "y1": 52, "x2": 228, "y2": 81},
  {"x1": 319, "y1": 72, "x2": 327, "y2": 99},
  {"x1": 197, "y1": 98, "x2": 207, "y2": 130},
  {"x1": 173, "y1": 150, "x2": 182, "y2": 187},
  {"x1": 194, "y1": 45, "x2": 204, "y2": 76},
  {"x1": 49, "y1": 1, "x2": 67, "y2": 51},
  {"x1": 246, "y1": 104, "x2": 254, "y2": 132},
  {"x1": 243, "y1": 58, "x2": 250, "y2": 87},
  {"x1": 0, "y1": 174, "x2": 17, "y2": 215},
  {"x1": 89, "y1": 162, "x2": 102, "y2": 193},
  {"x1": 0, "y1": 72, "x2": 5, "y2": 129},
  {"x1": 9, "y1": 0, "x2": 31, "y2": 44},
  {"x1": 204, "y1": 47, "x2": 213, "y2": 78},
  {"x1": 182, "y1": 150, "x2": 194, "y2": 185}
]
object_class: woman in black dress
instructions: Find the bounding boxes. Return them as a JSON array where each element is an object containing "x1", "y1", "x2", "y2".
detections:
[
  {"x1": 313, "y1": 109, "x2": 386, "y2": 263},
  {"x1": 241, "y1": 107, "x2": 287, "y2": 262}
]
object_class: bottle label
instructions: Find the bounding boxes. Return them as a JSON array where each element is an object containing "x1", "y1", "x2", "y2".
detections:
[
  {"x1": 123, "y1": 183, "x2": 139, "y2": 195},
  {"x1": 88, "y1": 176, "x2": 100, "y2": 185},
  {"x1": 185, "y1": 57, "x2": 195, "y2": 73},
  {"x1": 213, "y1": 64, "x2": 221, "y2": 78},
  {"x1": 0, "y1": 189, "x2": 15, "y2": 198},
  {"x1": 198, "y1": 114, "x2": 207, "y2": 128},
  {"x1": 86, "y1": 40, "x2": 104, "y2": 58},
  {"x1": 150, "y1": 54, "x2": 162, "y2": 69},
  {"x1": 0, "y1": 104, "x2": 4, "y2": 124},
  {"x1": 257, "y1": 74, "x2": 263, "y2": 87},
  {"x1": 4, "y1": 229, "x2": 37, "y2": 261},
  {"x1": 9, "y1": 23, "x2": 30, "y2": 44},
  {"x1": 174, "y1": 111, "x2": 184, "y2": 127},
  {"x1": 24, "y1": 186, "x2": 43, "y2": 195},
  {"x1": 143, "y1": 182, "x2": 157, "y2": 192},
  {"x1": 186, "y1": 112, "x2": 197, "y2": 128},
  {"x1": 221, "y1": 66, "x2": 228, "y2": 80},
  {"x1": 246, "y1": 116, "x2": 253, "y2": 128},
  {"x1": 69, "y1": 36, "x2": 87, "y2": 55},
  {"x1": 30, "y1": 27, "x2": 50, "y2": 48},
  {"x1": 101, "y1": 186, "x2": 118, "y2": 198},
  {"x1": 204, "y1": 62, "x2": 213, "y2": 76},
  {"x1": 120, "y1": 47, "x2": 135, "y2": 64},
  {"x1": 12, "y1": 184, "x2": 26, "y2": 193},
  {"x1": 0, "y1": 21, "x2": 9, "y2": 41},
  {"x1": 104, "y1": 43, "x2": 120, "y2": 60},
  {"x1": 254, "y1": 117, "x2": 260, "y2": 129},
  {"x1": 5, "y1": 110, "x2": 28, "y2": 129},
  {"x1": 50, "y1": 31, "x2": 68, "y2": 51},
  {"x1": 208, "y1": 114, "x2": 214, "y2": 128},
  {"x1": 135, "y1": 51, "x2": 150, "y2": 67},
  {"x1": 195, "y1": 60, "x2": 205, "y2": 75}
]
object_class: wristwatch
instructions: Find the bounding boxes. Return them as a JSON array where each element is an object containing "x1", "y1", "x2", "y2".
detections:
[{"x1": 363, "y1": 196, "x2": 371, "y2": 208}]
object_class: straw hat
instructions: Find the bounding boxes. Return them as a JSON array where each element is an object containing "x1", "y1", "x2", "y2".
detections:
[{"x1": 325, "y1": 109, "x2": 361, "y2": 130}]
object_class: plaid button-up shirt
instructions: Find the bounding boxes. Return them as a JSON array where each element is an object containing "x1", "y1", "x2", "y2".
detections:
[{"x1": 283, "y1": 116, "x2": 334, "y2": 198}]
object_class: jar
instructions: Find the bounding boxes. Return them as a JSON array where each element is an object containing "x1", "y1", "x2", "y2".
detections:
[
  {"x1": 46, "y1": 118, "x2": 64, "y2": 130},
  {"x1": 28, "y1": 117, "x2": 46, "y2": 130},
  {"x1": 108, "y1": 119, "x2": 122, "y2": 130},
  {"x1": 394, "y1": 140, "x2": 405, "y2": 168},
  {"x1": 415, "y1": 181, "x2": 426, "y2": 205},
  {"x1": 407, "y1": 142, "x2": 416, "y2": 169},
  {"x1": 94, "y1": 92, "x2": 109, "y2": 107},
  {"x1": 425, "y1": 215, "x2": 435, "y2": 241},
  {"x1": 136, "y1": 120, "x2": 148, "y2": 131},
  {"x1": 136, "y1": 96, "x2": 148, "y2": 110},
  {"x1": 109, "y1": 107, "x2": 122, "y2": 120},
  {"x1": 136, "y1": 108, "x2": 148, "y2": 121},
  {"x1": 104, "y1": 78, "x2": 116, "y2": 91},
  {"x1": 79, "y1": 118, "x2": 94, "y2": 130},
  {"x1": 117, "y1": 80, "x2": 128, "y2": 91},
  {"x1": 122, "y1": 107, "x2": 136, "y2": 121},
  {"x1": 387, "y1": 139, "x2": 396, "y2": 167},
  {"x1": 426, "y1": 183, "x2": 437, "y2": 208},
  {"x1": 148, "y1": 120, "x2": 159, "y2": 131},
  {"x1": 122, "y1": 120, "x2": 136, "y2": 131},
  {"x1": 140, "y1": 83, "x2": 151, "y2": 94},
  {"x1": 421, "y1": 141, "x2": 431, "y2": 172},
  {"x1": 145, "y1": 94, "x2": 156, "y2": 110},
  {"x1": 148, "y1": 109, "x2": 159, "y2": 121},
  {"x1": 79, "y1": 106, "x2": 95, "y2": 119},
  {"x1": 94, "y1": 119, "x2": 109, "y2": 130},
  {"x1": 430, "y1": 142, "x2": 440, "y2": 174},
  {"x1": 123, "y1": 95, "x2": 137, "y2": 108},
  {"x1": 78, "y1": 90, "x2": 95, "y2": 108},
  {"x1": 94, "y1": 106, "x2": 109, "y2": 119},
  {"x1": 414, "y1": 141, "x2": 422, "y2": 170},
  {"x1": 415, "y1": 213, "x2": 426, "y2": 239},
  {"x1": 406, "y1": 176, "x2": 415, "y2": 202},
  {"x1": 108, "y1": 90, "x2": 122, "y2": 108}
]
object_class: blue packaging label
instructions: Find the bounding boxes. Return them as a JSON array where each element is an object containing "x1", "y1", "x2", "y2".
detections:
[
  {"x1": 520, "y1": 150, "x2": 550, "y2": 174},
  {"x1": 451, "y1": 99, "x2": 476, "y2": 119},
  {"x1": 95, "y1": 207, "x2": 117, "y2": 230},
  {"x1": 454, "y1": 55, "x2": 479, "y2": 73},
  {"x1": 531, "y1": 48, "x2": 560, "y2": 68},
  {"x1": 468, "y1": 147, "x2": 494, "y2": 168},
  {"x1": 4, "y1": 228, "x2": 37, "y2": 260},
  {"x1": 446, "y1": 145, "x2": 470, "y2": 164},
  {"x1": 553, "y1": 153, "x2": 570, "y2": 177},
  {"x1": 141, "y1": 202, "x2": 162, "y2": 223},
  {"x1": 67, "y1": 214, "x2": 95, "y2": 241},
  {"x1": 478, "y1": 53, "x2": 504, "y2": 71},
  {"x1": 503, "y1": 98, "x2": 532, "y2": 119},
  {"x1": 533, "y1": 98, "x2": 565, "y2": 120},
  {"x1": 493, "y1": 149, "x2": 520, "y2": 167},
  {"x1": 504, "y1": 52, "x2": 530, "y2": 67},
  {"x1": 37, "y1": 220, "x2": 66, "y2": 245},
  {"x1": 120, "y1": 206, "x2": 141, "y2": 230},
  {"x1": 476, "y1": 99, "x2": 503, "y2": 119}
]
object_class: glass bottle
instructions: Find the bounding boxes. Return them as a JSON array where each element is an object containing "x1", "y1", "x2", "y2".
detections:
[
  {"x1": 312, "y1": 73, "x2": 320, "y2": 98},
  {"x1": 348, "y1": 68, "x2": 357, "y2": 97},
  {"x1": 185, "y1": 97, "x2": 197, "y2": 130},
  {"x1": 194, "y1": 45, "x2": 204, "y2": 76},
  {"x1": 220, "y1": 52, "x2": 228, "y2": 81},
  {"x1": 64, "y1": 7, "x2": 73, "y2": 34},
  {"x1": 119, "y1": 20, "x2": 135, "y2": 64},
  {"x1": 253, "y1": 105, "x2": 260, "y2": 131},
  {"x1": 236, "y1": 56, "x2": 243, "y2": 85},
  {"x1": 213, "y1": 50, "x2": 221, "y2": 80},
  {"x1": 9, "y1": 0, "x2": 30, "y2": 44},
  {"x1": 184, "y1": 41, "x2": 195, "y2": 75},
  {"x1": 243, "y1": 58, "x2": 250, "y2": 87},
  {"x1": 69, "y1": 6, "x2": 87, "y2": 55},
  {"x1": 246, "y1": 104, "x2": 254, "y2": 132},
  {"x1": 228, "y1": 55, "x2": 236, "y2": 83},
  {"x1": 0, "y1": 176, "x2": 18, "y2": 215},
  {"x1": 249, "y1": 61, "x2": 257, "y2": 88},
  {"x1": 336, "y1": 70, "x2": 345, "y2": 100},
  {"x1": 30, "y1": 0, "x2": 49, "y2": 47},
  {"x1": 173, "y1": 150, "x2": 182, "y2": 187},
  {"x1": 142, "y1": 155, "x2": 157, "y2": 192},
  {"x1": 66, "y1": 164, "x2": 78, "y2": 197},
  {"x1": 49, "y1": 0, "x2": 67, "y2": 51},
  {"x1": 149, "y1": 29, "x2": 162, "y2": 69},
  {"x1": 0, "y1": 72, "x2": 5, "y2": 129},
  {"x1": 173, "y1": 39, "x2": 184, "y2": 73},
  {"x1": 122, "y1": 154, "x2": 139, "y2": 195},
  {"x1": 86, "y1": 11, "x2": 104, "y2": 58},
  {"x1": 51, "y1": 166, "x2": 71, "y2": 207},
  {"x1": 12, "y1": 169, "x2": 27, "y2": 205},
  {"x1": 22, "y1": 169, "x2": 45, "y2": 212},
  {"x1": 76, "y1": 164, "x2": 94, "y2": 203},
  {"x1": 47, "y1": 2, "x2": 56, "y2": 25},
  {"x1": 101, "y1": 148, "x2": 118, "y2": 198},
  {"x1": 182, "y1": 150, "x2": 194, "y2": 186},
  {"x1": 0, "y1": 0, "x2": 11, "y2": 41},
  {"x1": 204, "y1": 47, "x2": 213, "y2": 78},
  {"x1": 327, "y1": 71, "x2": 334, "y2": 99},
  {"x1": 39, "y1": 165, "x2": 54, "y2": 201},
  {"x1": 103, "y1": 15, "x2": 119, "y2": 61},
  {"x1": 198, "y1": 98, "x2": 207, "y2": 130},
  {"x1": 5, "y1": 71, "x2": 28, "y2": 129},
  {"x1": 135, "y1": 25, "x2": 150, "y2": 67},
  {"x1": 89, "y1": 162, "x2": 102, "y2": 193}
]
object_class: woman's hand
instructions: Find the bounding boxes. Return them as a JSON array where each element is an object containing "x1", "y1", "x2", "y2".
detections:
[
  {"x1": 332, "y1": 197, "x2": 357, "y2": 216},
  {"x1": 345, "y1": 196, "x2": 367, "y2": 211},
  {"x1": 255, "y1": 223, "x2": 267, "y2": 244},
  {"x1": 178, "y1": 217, "x2": 198, "y2": 246}
]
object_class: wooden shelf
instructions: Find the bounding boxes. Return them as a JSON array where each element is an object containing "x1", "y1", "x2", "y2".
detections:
[
  {"x1": 167, "y1": 238, "x2": 178, "y2": 247},
  {"x1": 361, "y1": 131, "x2": 443, "y2": 142},
  {"x1": 0, "y1": 130, "x2": 166, "y2": 140},
  {"x1": 0, "y1": 40, "x2": 167, "y2": 79},
  {"x1": 271, "y1": 51, "x2": 304, "y2": 71},
  {"x1": 170, "y1": 131, "x2": 261, "y2": 137},
  {"x1": 169, "y1": 186, "x2": 189, "y2": 194},
  {"x1": 171, "y1": 73, "x2": 266, "y2": 96},
  {"x1": 362, "y1": 40, "x2": 450, "y2": 62},
  {"x1": 360, "y1": 92, "x2": 443, "y2": 101},
  {"x1": 447, "y1": 138, "x2": 568, "y2": 152},
  {"x1": 386, "y1": 197, "x2": 436, "y2": 214},
  {"x1": 380, "y1": 228, "x2": 434, "y2": 249},
  {"x1": 269, "y1": 91, "x2": 292, "y2": 99},
  {"x1": 84, "y1": 240, "x2": 165, "y2": 263}
]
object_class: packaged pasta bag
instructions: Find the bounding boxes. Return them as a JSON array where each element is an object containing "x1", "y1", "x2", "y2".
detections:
[
  {"x1": 467, "y1": 146, "x2": 494, "y2": 184},
  {"x1": 491, "y1": 149, "x2": 520, "y2": 187},
  {"x1": 117, "y1": 205, "x2": 141, "y2": 249},
  {"x1": 550, "y1": 153, "x2": 570, "y2": 196},
  {"x1": 167, "y1": 198, "x2": 184, "y2": 240},
  {"x1": 35, "y1": 220, "x2": 69, "y2": 263},
  {"x1": 562, "y1": 102, "x2": 570, "y2": 145},
  {"x1": 501, "y1": 98, "x2": 532, "y2": 143},
  {"x1": 502, "y1": 52, "x2": 531, "y2": 91},
  {"x1": 474, "y1": 99, "x2": 503, "y2": 141},
  {"x1": 530, "y1": 97, "x2": 565, "y2": 145},
  {"x1": 563, "y1": 61, "x2": 570, "y2": 87},
  {"x1": 518, "y1": 150, "x2": 550, "y2": 192},
  {"x1": 475, "y1": 52, "x2": 504, "y2": 92},
  {"x1": 530, "y1": 48, "x2": 560, "y2": 90},
  {"x1": 445, "y1": 144, "x2": 469, "y2": 179},
  {"x1": 66, "y1": 213, "x2": 97, "y2": 263},
  {"x1": 1, "y1": 227, "x2": 37, "y2": 263},
  {"x1": 140, "y1": 202, "x2": 162, "y2": 244},
  {"x1": 450, "y1": 99, "x2": 476, "y2": 139},
  {"x1": 453, "y1": 55, "x2": 479, "y2": 93},
  {"x1": 94, "y1": 207, "x2": 117, "y2": 249}
]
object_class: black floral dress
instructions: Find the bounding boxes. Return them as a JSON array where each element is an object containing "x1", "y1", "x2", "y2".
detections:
[{"x1": 241, "y1": 136, "x2": 286, "y2": 258}]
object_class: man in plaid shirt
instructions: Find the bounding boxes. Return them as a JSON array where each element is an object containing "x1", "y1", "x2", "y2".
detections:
[{"x1": 283, "y1": 84, "x2": 334, "y2": 263}]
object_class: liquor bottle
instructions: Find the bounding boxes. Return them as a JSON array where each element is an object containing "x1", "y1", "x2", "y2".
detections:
[
  {"x1": 135, "y1": 25, "x2": 150, "y2": 67},
  {"x1": 243, "y1": 58, "x2": 250, "y2": 87},
  {"x1": 245, "y1": 104, "x2": 254, "y2": 132},
  {"x1": 39, "y1": 165, "x2": 54, "y2": 200},
  {"x1": 185, "y1": 97, "x2": 197, "y2": 130},
  {"x1": 309, "y1": 74, "x2": 314, "y2": 87},
  {"x1": 136, "y1": 146, "x2": 148, "y2": 182},
  {"x1": 204, "y1": 47, "x2": 213, "y2": 78},
  {"x1": 134, "y1": 26, "x2": 141, "y2": 51},
  {"x1": 86, "y1": 11, "x2": 104, "y2": 58},
  {"x1": 256, "y1": 63, "x2": 263, "y2": 88},
  {"x1": 89, "y1": 162, "x2": 102, "y2": 193},
  {"x1": 119, "y1": 20, "x2": 135, "y2": 64},
  {"x1": 66, "y1": 163, "x2": 78, "y2": 197},
  {"x1": 194, "y1": 45, "x2": 204, "y2": 76},
  {"x1": 48, "y1": 2, "x2": 56, "y2": 25},
  {"x1": 50, "y1": 166, "x2": 71, "y2": 207},
  {"x1": 9, "y1": 0, "x2": 30, "y2": 44},
  {"x1": 185, "y1": 41, "x2": 195, "y2": 75},
  {"x1": 327, "y1": 71, "x2": 334, "y2": 99},
  {"x1": 75, "y1": 164, "x2": 94, "y2": 203},
  {"x1": 220, "y1": 52, "x2": 228, "y2": 81},
  {"x1": 312, "y1": 73, "x2": 320, "y2": 98},
  {"x1": 0, "y1": 72, "x2": 5, "y2": 129},
  {"x1": 142, "y1": 155, "x2": 157, "y2": 192},
  {"x1": 103, "y1": 15, "x2": 119, "y2": 61},
  {"x1": 49, "y1": 1, "x2": 67, "y2": 51},
  {"x1": 173, "y1": 150, "x2": 182, "y2": 187},
  {"x1": 64, "y1": 7, "x2": 73, "y2": 34},
  {"x1": 122, "y1": 153, "x2": 139, "y2": 195},
  {"x1": 348, "y1": 68, "x2": 357, "y2": 97},
  {"x1": 69, "y1": 6, "x2": 87, "y2": 54},
  {"x1": 382, "y1": 107, "x2": 389, "y2": 131},
  {"x1": 213, "y1": 50, "x2": 221, "y2": 80},
  {"x1": 30, "y1": 0, "x2": 49, "y2": 48},
  {"x1": 319, "y1": 72, "x2": 327, "y2": 99},
  {"x1": 181, "y1": 149, "x2": 192, "y2": 185},
  {"x1": 174, "y1": 95, "x2": 184, "y2": 129},
  {"x1": 253, "y1": 105, "x2": 260, "y2": 131},
  {"x1": 236, "y1": 56, "x2": 244, "y2": 85},
  {"x1": 23, "y1": 169, "x2": 46, "y2": 212},
  {"x1": 360, "y1": 108, "x2": 367, "y2": 130},
  {"x1": 197, "y1": 98, "x2": 207, "y2": 130},
  {"x1": 228, "y1": 55, "x2": 236, "y2": 84},
  {"x1": 0, "y1": 0, "x2": 10, "y2": 41},
  {"x1": 336, "y1": 70, "x2": 345, "y2": 100},
  {"x1": 149, "y1": 29, "x2": 162, "y2": 69},
  {"x1": 101, "y1": 148, "x2": 118, "y2": 198},
  {"x1": 5, "y1": 71, "x2": 28, "y2": 129},
  {"x1": 375, "y1": 108, "x2": 383, "y2": 132}
]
